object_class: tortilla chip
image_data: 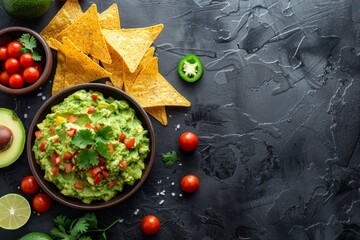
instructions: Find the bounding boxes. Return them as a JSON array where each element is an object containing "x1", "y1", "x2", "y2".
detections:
[
  {"x1": 102, "y1": 24, "x2": 163, "y2": 73},
  {"x1": 52, "y1": 51, "x2": 66, "y2": 95},
  {"x1": 58, "y1": 4, "x2": 112, "y2": 64},
  {"x1": 105, "y1": 80, "x2": 114, "y2": 86},
  {"x1": 128, "y1": 57, "x2": 191, "y2": 108},
  {"x1": 51, "y1": 37, "x2": 111, "y2": 93},
  {"x1": 99, "y1": 3, "x2": 121, "y2": 30},
  {"x1": 40, "y1": 0, "x2": 83, "y2": 49},
  {"x1": 121, "y1": 24, "x2": 164, "y2": 41},
  {"x1": 123, "y1": 46, "x2": 155, "y2": 92},
  {"x1": 145, "y1": 106, "x2": 168, "y2": 126},
  {"x1": 101, "y1": 43, "x2": 126, "y2": 90}
]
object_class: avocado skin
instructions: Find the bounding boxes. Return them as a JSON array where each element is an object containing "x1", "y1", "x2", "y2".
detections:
[{"x1": 2, "y1": 0, "x2": 53, "y2": 20}]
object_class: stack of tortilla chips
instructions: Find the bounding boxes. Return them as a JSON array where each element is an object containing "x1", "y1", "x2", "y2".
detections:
[{"x1": 40, "y1": 0, "x2": 190, "y2": 126}]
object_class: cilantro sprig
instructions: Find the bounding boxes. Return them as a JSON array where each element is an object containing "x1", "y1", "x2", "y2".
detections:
[
  {"x1": 71, "y1": 127, "x2": 114, "y2": 170},
  {"x1": 161, "y1": 151, "x2": 179, "y2": 167},
  {"x1": 18, "y1": 33, "x2": 42, "y2": 61},
  {"x1": 50, "y1": 213, "x2": 120, "y2": 240}
]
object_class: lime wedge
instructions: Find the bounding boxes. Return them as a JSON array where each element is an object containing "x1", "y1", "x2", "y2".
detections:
[{"x1": 0, "y1": 194, "x2": 31, "y2": 230}]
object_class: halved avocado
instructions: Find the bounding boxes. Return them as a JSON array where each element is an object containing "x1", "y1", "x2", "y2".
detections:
[{"x1": 0, "y1": 108, "x2": 25, "y2": 168}]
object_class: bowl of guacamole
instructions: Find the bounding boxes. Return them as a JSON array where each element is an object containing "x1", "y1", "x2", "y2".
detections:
[{"x1": 27, "y1": 83, "x2": 155, "y2": 210}]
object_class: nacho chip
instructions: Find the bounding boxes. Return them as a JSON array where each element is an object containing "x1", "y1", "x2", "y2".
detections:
[
  {"x1": 51, "y1": 50, "x2": 66, "y2": 95},
  {"x1": 128, "y1": 57, "x2": 191, "y2": 108},
  {"x1": 145, "y1": 106, "x2": 168, "y2": 126},
  {"x1": 101, "y1": 43, "x2": 126, "y2": 90},
  {"x1": 51, "y1": 37, "x2": 111, "y2": 94},
  {"x1": 102, "y1": 24, "x2": 163, "y2": 73},
  {"x1": 41, "y1": 0, "x2": 83, "y2": 49},
  {"x1": 123, "y1": 46, "x2": 155, "y2": 92},
  {"x1": 121, "y1": 24, "x2": 164, "y2": 41},
  {"x1": 99, "y1": 3, "x2": 121, "y2": 30},
  {"x1": 58, "y1": 4, "x2": 112, "y2": 64}
]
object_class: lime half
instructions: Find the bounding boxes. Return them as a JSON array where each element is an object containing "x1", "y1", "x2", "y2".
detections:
[{"x1": 0, "y1": 194, "x2": 31, "y2": 230}]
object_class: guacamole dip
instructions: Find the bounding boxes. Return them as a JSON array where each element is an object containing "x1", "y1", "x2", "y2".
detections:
[{"x1": 33, "y1": 90, "x2": 150, "y2": 204}]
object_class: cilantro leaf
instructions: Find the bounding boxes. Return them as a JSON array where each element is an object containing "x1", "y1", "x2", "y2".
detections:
[
  {"x1": 70, "y1": 218, "x2": 89, "y2": 237},
  {"x1": 95, "y1": 126, "x2": 113, "y2": 142},
  {"x1": 82, "y1": 213, "x2": 98, "y2": 229},
  {"x1": 32, "y1": 51, "x2": 42, "y2": 61},
  {"x1": 161, "y1": 151, "x2": 179, "y2": 167},
  {"x1": 18, "y1": 33, "x2": 42, "y2": 61},
  {"x1": 96, "y1": 141, "x2": 112, "y2": 159},
  {"x1": 79, "y1": 237, "x2": 92, "y2": 240},
  {"x1": 77, "y1": 149, "x2": 98, "y2": 169},
  {"x1": 54, "y1": 215, "x2": 72, "y2": 230},
  {"x1": 72, "y1": 129, "x2": 95, "y2": 148},
  {"x1": 50, "y1": 228, "x2": 72, "y2": 240}
]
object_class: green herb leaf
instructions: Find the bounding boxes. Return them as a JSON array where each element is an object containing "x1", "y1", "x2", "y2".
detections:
[
  {"x1": 77, "y1": 149, "x2": 98, "y2": 170},
  {"x1": 95, "y1": 125, "x2": 113, "y2": 142},
  {"x1": 18, "y1": 33, "x2": 42, "y2": 61},
  {"x1": 54, "y1": 215, "x2": 72, "y2": 230},
  {"x1": 82, "y1": 213, "x2": 98, "y2": 229},
  {"x1": 70, "y1": 218, "x2": 89, "y2": 237},
  {"x1": 79, "y1": 236, "x2": 92, "y2": 240},
  {"x1": 96, "y1": 141, "x2": 112, "y2": 159},
  {"x1": 161, "y1": 151, "x2": 179, "y2": 167},
  {"x1": 50, "y1": 228, "x2": 73, "y2": 240},
  {"x1": 32, "y1": 51, "x2": 42, "y2": 61},
  {"x1": 72, "y1": 129, "x2": 95, "y2": 148}
]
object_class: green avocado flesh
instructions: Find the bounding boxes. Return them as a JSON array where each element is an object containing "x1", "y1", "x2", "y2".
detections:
[
  {"x1": 0, "y1": 108, "x2": 25, "y2": 168},
  {"x1": 2, "y1": 0, "x2": 52, "y2": 20}
]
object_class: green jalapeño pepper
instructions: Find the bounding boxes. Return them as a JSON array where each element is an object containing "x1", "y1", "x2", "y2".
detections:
[{"x1": 177, "y1": 53, "x2": 203, "y2": 83}]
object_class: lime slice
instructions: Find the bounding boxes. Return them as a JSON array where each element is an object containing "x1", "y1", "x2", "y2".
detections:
[{"x1": 0, "y1": 194, "x2": 31, "y2": 230}]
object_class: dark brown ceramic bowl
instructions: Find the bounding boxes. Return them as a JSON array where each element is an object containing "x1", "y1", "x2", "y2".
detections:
[
  {"x1": 0, "y1": 26, "x2": 52, "y2": 95},
  {"x1": 27, "y1": 83, "x2": 156, "y2": 210}
]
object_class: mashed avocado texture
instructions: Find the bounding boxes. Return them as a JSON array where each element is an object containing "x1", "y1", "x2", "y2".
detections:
[{"x1": 33, "y1": 90, "x2": 150, "y2": 204}]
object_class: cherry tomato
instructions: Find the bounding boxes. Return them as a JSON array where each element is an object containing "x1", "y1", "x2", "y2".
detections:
[
  {"x1": 20, "y1": 53, "x2": 34, "y2": 68},
  {"x1": 33, "y1": 62, "x2": 42, "y2": 73},
  {"x1": 20, "y1": 176, "x2": 39, "y2": 194},
  {"x1": 32, "y1": 193, "x2": 51, "y2": 213},
  {"x1": 23, "y1": 66, "x2": 40, "y2": 83},
  {"x1": 180, "y1": 174, "x2": 200, "y2": 193},
  {"x1": 4, "y1": 58, "x2": 20, "y2": 74},
  {"x1": 141, "y1": 215, "x2": 160, "y2": 235},
  {"x1": 7, "y1": 41, "x2": 23, "y2": 58},
  {"x1": 178, "y1": 132, "x2": 198, "y2": 151},
  {"x1": 9, "y1": 74, "x2": 24, "y2": 88},
  {"x1": 0, "y1": 47, "x2": 8, "y2": 61},
  {"x1": 0, "y1": 71, "x2": 10, "y2": 86}
]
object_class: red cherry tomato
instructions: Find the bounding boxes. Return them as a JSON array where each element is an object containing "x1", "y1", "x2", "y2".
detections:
[
  {"x1": 0, "y1": 47, "x2": 8, "y2": 61},
  {"x1": 7, "y1": 41, "x2": 23, "y2": 58},
  {"x1": 20, "y1": 176, "x2": 39, "y2": 194},
  {"x1": 178, "y1": 132, "x2": 198, "y2": 151},
  {"x1": 20, "y1": 53, "x2": 34, "y2": 68},
  {"x1": 23, "y1": 66, "x2": 40, "y2": 83},
  {"x1": 32, "y1": 193, "x2": 51, "y2": 213},
  {"x1": 0, "y1": 71, "x2": 10, "y2": 86},
  {"x1": 4, "y1": 58, "x2": 20, "y2": 74},
  {"x1": 141, "y1": 215, "x2": 160, "y2": 235},
  {"x1": 180, "y1": 174, "x2": 200, "y2": 193},
  {"x1": 8, "y1": 74, "x2": 24, "y2": 88},
  {"x1": 33, "y1": 62, "x2": 42, "y2": 73}
]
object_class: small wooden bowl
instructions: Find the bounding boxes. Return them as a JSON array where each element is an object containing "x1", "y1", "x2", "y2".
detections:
[{"x1": 0, "y1": 26, "x2": 52, "y2": 95}]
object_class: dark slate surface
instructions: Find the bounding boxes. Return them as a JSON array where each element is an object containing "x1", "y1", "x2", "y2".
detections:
[{"x1": 1, "y1": 0, "x2": 360, "y2": 239}]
